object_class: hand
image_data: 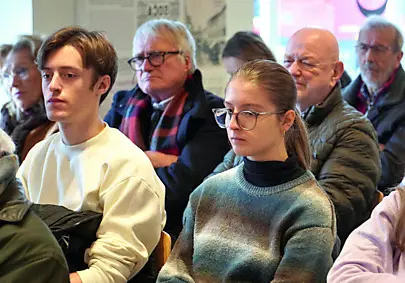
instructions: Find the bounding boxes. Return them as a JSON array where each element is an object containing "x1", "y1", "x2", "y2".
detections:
[
  {"x1": 145, "y1": 150, "x2": 179, "y2": 168},
  {"x1": 69, "y1": 273, "x2": 82, "y2": 283},
  {"x1": 379, "y1": 143, "x2": 385, "y2": 151}
]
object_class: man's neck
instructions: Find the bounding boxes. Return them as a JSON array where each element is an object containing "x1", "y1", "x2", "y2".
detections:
[{"x1": 58, "y1": 116, "x2": 105, "y2": 146}]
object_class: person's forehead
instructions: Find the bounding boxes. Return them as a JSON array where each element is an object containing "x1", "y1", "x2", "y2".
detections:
[
  {"x1": 6, "y1": 49, "x2": 33, "y2": 66},
  {"x1": 359, "y1": 27, "x2": 396, "y2": 45},
  {"x1": 44, "y1": 45, "x2": 84, "y2": 68},
  {"x1": 133, "y1": 35, "x2": 177, "y2": 53},
  {"x1": 285, "y1": 37, "x2": 324, "y2": 60}
]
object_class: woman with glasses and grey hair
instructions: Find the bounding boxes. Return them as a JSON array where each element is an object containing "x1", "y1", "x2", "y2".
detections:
[
  {"x1": 104, "y1": 19, "x2": 229, "y2": 239},
  {"x1": 157, "y1": 60, "x2": 337, "y2": 282},
  {"x1": 0, "y1": 35, "x2": 57, "y2": 162}
]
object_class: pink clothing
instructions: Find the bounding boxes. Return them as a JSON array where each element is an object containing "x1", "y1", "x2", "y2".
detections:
[{"x1": 328, "y1": 190, "x2": 405, "y2": 283}]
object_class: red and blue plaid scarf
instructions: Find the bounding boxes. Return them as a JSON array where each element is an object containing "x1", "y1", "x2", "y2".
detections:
[
  {"x1": 356, "y1": 68, "x2": 398, "y2": 114},
  {"x1": 119, "y1": 89, "x2": 188, "y2": 156}
]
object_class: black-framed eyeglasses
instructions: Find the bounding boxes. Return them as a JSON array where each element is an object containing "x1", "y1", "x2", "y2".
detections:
[
  {"x1": 127, "y1": 51, "x2": 183, "y2": 71},
  {"x1": 355, "y1": 43, "x2": 392, "y2": 54},
  {"x1": 212, "y1": 108, "x2": 284, "y2": 131}
]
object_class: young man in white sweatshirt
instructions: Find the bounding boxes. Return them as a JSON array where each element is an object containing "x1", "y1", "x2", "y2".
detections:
[{"x1": 17, "y1": 26, "x2": 166, "y2": 283}]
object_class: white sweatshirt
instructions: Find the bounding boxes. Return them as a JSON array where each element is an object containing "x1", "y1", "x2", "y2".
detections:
[{"x1": 17, "y1": 124, "x2": 166, "y2": 283}]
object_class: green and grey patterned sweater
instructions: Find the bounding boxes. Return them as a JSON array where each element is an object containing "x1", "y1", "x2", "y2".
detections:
[{"x1": 158, "y1": 164, "x2": 336, "y2": 283}]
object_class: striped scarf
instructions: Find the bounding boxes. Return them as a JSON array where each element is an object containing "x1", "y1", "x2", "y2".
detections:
[{"x1": 119, "y1": 89, "x2": 188, "y2": 156}]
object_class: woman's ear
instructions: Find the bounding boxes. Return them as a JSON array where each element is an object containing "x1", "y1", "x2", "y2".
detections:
[{"x1": 282, "y1": 109, "x2": 296, "y2": 132}]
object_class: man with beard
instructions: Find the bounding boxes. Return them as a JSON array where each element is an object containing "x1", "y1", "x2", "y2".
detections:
[{"x1": 344, "y1": 16, "x2": 405, "y2": 194}]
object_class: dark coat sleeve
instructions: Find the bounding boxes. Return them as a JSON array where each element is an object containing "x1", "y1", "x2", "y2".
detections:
[
  {"x1": 316, "y1": 120, "x2": 381, "y2": 243},
  {"x1": 104, "y1": 90, "x2": 132, "y2": 128},
  {"x1": 378, "y1": 123, "x2": 405, "y2": 192},
  {"x1": 156, "y1": 94, "x2": 230, "y2": 234}
]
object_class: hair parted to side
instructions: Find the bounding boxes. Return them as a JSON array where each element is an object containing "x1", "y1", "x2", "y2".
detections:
[
  {"x1": 7, "y1": 35, "x2": 44, "y2": 62},
  {"x1": 0, "y1": 128, "x2": 15, "y2": 155},
  {"x1": 133, "y1": 19, "x2": 197, "y2": 73},
  {"x1": 360, "y1": 15, "x2": 404, "y2": 52},
  {"x1": 222, "y1": 31, "x2": 276, "y2": 62},
  {"x1": 37, "y1": 26, "x2": 118, "y2": 104},
  {"x1": 229, "y1": 59, "x2": 311, "y2": 169}
]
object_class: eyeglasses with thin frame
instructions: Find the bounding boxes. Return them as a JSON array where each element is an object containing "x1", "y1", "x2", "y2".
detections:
[
  {"x1": 1, "y1": 65, "x2": 36, "y2": 85},
  {"x1": 127, "y1": 51, "x2": 183, "y2": 71},
  {"x1": 355, "y1": 43, "x2": 392, "y2": 54},
  {"x1": 212, "y1": 108, "x2": 284, "y2": 131}
]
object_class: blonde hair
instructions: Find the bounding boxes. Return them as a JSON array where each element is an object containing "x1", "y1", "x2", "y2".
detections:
[{"x1": 0, "y1": 128, "x2": 15, "y2": 154}]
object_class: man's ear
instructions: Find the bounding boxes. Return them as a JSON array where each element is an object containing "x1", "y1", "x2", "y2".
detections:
[
  {"x1": 94, "y1": 75, "x2": 111, "y2": 97},
  {"x1": 184, "y1": 55, "x2": 192, "y2": 73},
  {"x1": 330, "y1": 61, "x2": 344, "y2": 88}
]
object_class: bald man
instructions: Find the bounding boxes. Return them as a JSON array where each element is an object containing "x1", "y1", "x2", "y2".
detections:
[{"x1": 284, "y1": 28, "x2": 381, "y2": 243}]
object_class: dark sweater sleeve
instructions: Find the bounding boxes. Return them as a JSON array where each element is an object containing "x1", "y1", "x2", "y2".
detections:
[{"x1": 273, "y1": 226, "x2": 335, "y2": 283}]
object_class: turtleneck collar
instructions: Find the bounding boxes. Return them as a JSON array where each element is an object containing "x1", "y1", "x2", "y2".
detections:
[{"x1": 243, "y1": 156, "x2": 306, "y2": 187}]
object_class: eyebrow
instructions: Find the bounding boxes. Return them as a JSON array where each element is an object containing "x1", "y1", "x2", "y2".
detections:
[
  {"x1": 41, "y1": 65, "x2": 82, "y2": 70},
  {"x1": 224, "y1": 102, "x2": 265, "y2": 109}
]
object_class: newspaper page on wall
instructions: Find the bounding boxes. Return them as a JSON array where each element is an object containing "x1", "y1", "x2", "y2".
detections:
[
  {"x1": 76, "y1": 0, "x2": 181, "y2": 117},
  {"x1": 184, "y1": 0, "x2": 227, "y2": 98}
]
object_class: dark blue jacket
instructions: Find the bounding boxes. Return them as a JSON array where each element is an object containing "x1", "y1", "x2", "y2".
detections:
[
  {"x1": 344, "y1": 66, "x2": 405, "y2": 193},
  {"x1": 105, "y1": 70, "x2": 230, "y2": 236}
]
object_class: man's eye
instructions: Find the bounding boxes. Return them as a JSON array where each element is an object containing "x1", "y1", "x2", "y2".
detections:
[
  {"x1": 283, "y1": 60, "x2": 292, "y2": 66},
  {"x1": 42, "y1": 73, "x2": 51, "y2": 79}
]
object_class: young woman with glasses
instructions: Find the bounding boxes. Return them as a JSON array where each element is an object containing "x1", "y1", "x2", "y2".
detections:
[{"x1": 157, "y1": 59, "x2": 337, "y2": 283}]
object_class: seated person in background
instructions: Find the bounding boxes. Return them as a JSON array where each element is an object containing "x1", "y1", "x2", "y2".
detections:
[
  {"x1": 0, "y1": 128, "x2": 69, "y2": 282},
  {"x1": 17, "y1": 26, "x2": 166, "y2": 283},
  {"x1": 157, "y1": 60, "x2": 336, "y2": 283},
  {"x1": 328, "y1": 186, "x2": 405, "y2": 282},
  {"x1": 221, "y1": 31, "x2": 276, "y2": 75},
  {"x1": 0, "y1": 35, "x2": 57, "y2": 162},
  {"x1": 210, "y1": 31, "x2": 277, "y2": 176},
  {"x1": 343, "y1": 16, "x2": 405, "y2": 194},
  {"x1": 0, "y1": 44, "x2": 12, "y2": 109},
  {"x1": 104, "y1": 19, "x2": 229, "y2": 238},
  {"x1": 212, "y1": 27, "x2": 381, "y2": 244}
]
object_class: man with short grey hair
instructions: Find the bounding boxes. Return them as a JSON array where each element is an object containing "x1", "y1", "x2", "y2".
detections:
[{"x1": 344, "y1": 16, "x2": 405, "y2": 194}]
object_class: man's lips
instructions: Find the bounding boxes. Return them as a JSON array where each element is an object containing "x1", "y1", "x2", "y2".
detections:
[{"x1": 47, "y1": 97, "x2": 65, "y2": 103}]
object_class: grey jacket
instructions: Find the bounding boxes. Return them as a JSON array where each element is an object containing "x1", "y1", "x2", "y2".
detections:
[{"x1": 210, "y1": 86, "x2": 381, "y2": 243}]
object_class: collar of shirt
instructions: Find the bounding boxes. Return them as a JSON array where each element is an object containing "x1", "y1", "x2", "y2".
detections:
[{"x1": 151, "y1": 96, "x2": 175, "y2": 111}]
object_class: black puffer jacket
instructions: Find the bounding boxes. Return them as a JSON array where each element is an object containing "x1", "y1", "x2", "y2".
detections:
[
  {"x1": 344, "y1": 66, "x2": 405, "y2": 193},
  {"x1": 304, "y1": 85, "x2": 381, "y2": 242}
]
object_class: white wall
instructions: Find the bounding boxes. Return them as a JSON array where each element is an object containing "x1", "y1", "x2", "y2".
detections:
[
  {"x1": 0, "y1": 0, "x2": 33, "y2": 44},
  {"x1": 32, "y1": 0, "x2": 76, "y2": 36}
]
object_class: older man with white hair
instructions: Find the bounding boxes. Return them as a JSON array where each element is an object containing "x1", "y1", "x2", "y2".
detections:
[
  {"x1": 0, "y1": 129, "x2": 69, "y2": 282},
  {"x1": 344, "y1": 16, "x2": 405, "y2": 194}
]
